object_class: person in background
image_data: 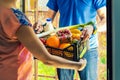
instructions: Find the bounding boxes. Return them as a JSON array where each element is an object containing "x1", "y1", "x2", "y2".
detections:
[
  {"x1": 35, "y1": 0, "x2": 106, "y2": 80},
  {"x1": 0, "y1": 0, "x2": 87, "y2": 80}
]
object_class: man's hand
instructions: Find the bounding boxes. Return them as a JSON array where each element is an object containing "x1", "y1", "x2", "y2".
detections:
[
  {"x1": 33, "y1": 20, "x2": 44, "y2": 34},
  {"x1": 81, "y1": 25, "x2": 93, "y2": 41}
]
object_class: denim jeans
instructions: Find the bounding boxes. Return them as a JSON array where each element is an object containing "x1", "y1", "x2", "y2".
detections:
[{"x1": 57, "y1": 48, "x2": 98, "y2": 80}]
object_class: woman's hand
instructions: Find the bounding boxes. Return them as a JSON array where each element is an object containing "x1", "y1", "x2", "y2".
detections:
[
  {"x1": 81, "y1": 25, "x2": 93, "y2": 41},
  {"x1": 77, "y1": 58, "x2": 87, "y2": 71}
]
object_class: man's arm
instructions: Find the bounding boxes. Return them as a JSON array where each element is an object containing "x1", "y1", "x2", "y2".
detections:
[
  {"x1": 81, "y1": 6, "x2": 106, "y2": 40},
  {"x1": 47, "y1": 9, "x2": 57, "y2": 22},
  {"x1": 34, "y1": 9, "x2": 57, "y2": 33},
  {"x1": 97, "y1": 6, "x2": 107, "y2": 32}
]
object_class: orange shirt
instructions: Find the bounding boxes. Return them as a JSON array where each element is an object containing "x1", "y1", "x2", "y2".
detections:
[{"x1": 0, "y1": 7, "x2": 33, "y2": 80}]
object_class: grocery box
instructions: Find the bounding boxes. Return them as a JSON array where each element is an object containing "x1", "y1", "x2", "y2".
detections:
[
  {"x1": 36, "y1": 22, "x2": 94, "y2": 61},
  {"x1": 46, "y1": 39, "x2": 88, "y2": 61}
]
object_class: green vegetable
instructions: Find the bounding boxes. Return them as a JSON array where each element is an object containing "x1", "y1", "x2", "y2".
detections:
[{"x1": 36, "y1": 21, "x2": 95, "y2": 38}]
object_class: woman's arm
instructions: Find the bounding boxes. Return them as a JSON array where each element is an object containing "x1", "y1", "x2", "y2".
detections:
[{"x1": 16, "y1": 26, "x2": 86, "y2": 70}]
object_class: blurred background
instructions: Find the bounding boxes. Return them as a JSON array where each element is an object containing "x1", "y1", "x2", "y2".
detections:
[{"x1": 16, "y1": 0, "x2": 107, "y2": 80}]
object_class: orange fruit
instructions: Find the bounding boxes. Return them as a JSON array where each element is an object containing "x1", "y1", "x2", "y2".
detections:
[
  {"x1": 46, "y1": 35, "x2": 60, "y2": 48},
  {"x1": 59, "y1": 43, "x2": 71, "y2": 49}
]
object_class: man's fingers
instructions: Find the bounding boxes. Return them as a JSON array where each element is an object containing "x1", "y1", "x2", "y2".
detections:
[
  {"x1": 81, "y1": 29, "x2": 88, "y2": 38},
  {"x1": 81, "y1": 28, "x2": 90, "y2": 41},
  {"x1": 33, "y1": 22, "x2": 37, "y2": 29},
  {"x1": 35, "y1": 22, "x2": 41, "y2": 30},
  {"x1": 83, "y1": 34, "x2": 89, "y2": 41},
  {"x1": 35, "y1": 26, "x2": 44, "y2": 33}
]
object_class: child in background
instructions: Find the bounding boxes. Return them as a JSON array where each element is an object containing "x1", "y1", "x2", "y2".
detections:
[{"x1": 0, "y1": 0, "x2": 86, "y2": 80}]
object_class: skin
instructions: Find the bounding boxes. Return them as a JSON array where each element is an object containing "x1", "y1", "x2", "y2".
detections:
[
  {"x1": 16, "y1": 26, "x2": 86, "y2": 70},
  {"x1": 0, "y1": 0, "x2": 16, "y2": 8},
  {"x1": 48, "y1": 6, "x2": 106, "y2": 39},
  {"x1": 33, "y1": 4, "x2": 106, "y2": 69},
  {"x1": 35, "y1": 6, "x2": 106, "y2": 40},
  {"x1": 0, "y1": 0, "x2": 87, "y2": 71},
  {"x1": 32, "y1": 1, "x2": 106, "y2": 70},
  {"x1": 96, "y1": 7, "x2": 106, "y2": 32}
]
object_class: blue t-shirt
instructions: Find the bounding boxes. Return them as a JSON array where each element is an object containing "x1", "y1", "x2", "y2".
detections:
[
  {"x1": 47, "y1": 0, "x2": 106, "y2": 49},
  {"x1": 11, "y1": 8, "x2": 32, "y2": 27}
]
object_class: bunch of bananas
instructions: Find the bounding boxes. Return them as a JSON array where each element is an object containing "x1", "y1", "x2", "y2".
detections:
[{"x1": 70, "y1": 29, "x2": 82, "y2": 40}]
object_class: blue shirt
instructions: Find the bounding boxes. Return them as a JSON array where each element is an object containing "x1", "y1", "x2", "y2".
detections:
[
  {"x1": 11, "y1": 8, "x2": 32, "y2": 27},
  {"x1": 47, "y1": 0, "x2": 106, "y2": 49}
]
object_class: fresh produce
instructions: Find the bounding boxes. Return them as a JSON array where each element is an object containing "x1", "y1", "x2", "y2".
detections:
[
  {"x1": 37, "y1": 22, "x2": 93, "y2": 60},
  {"x1": 56, "y1": 29, "x2": 72, "y2": 43},
  {"x1": 39, "y1": 38, "x2": 46, "y2": 45},
  {"x1": 59, "y1": 43, "x2": 71, "y2": 49},
  {"x1": 36, "y1": 21, "x2": 94, "y2": 38},
  {"x1": 70, "y1": 29, "x2": 82, "y2": 40},
  {"x1": 72, "y1": 33, "x2": 80, "y2": 40},
  {"x1": 70, "y1": 29, "x2": 81, "y2": 34},
  {"x1": 72, "y1": 39, "x2": 79, "y2": 44},
  {"x1": 46, "y1": 35, "x2": 60, "y2": 48},
  {"x1": 57, "y1": 29, "x2": 71, "y2": 37}
]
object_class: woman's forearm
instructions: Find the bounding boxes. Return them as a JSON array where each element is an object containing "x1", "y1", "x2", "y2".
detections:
[{"x1": 16, "y1": 26, "x2": 86, "y2": 71}]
